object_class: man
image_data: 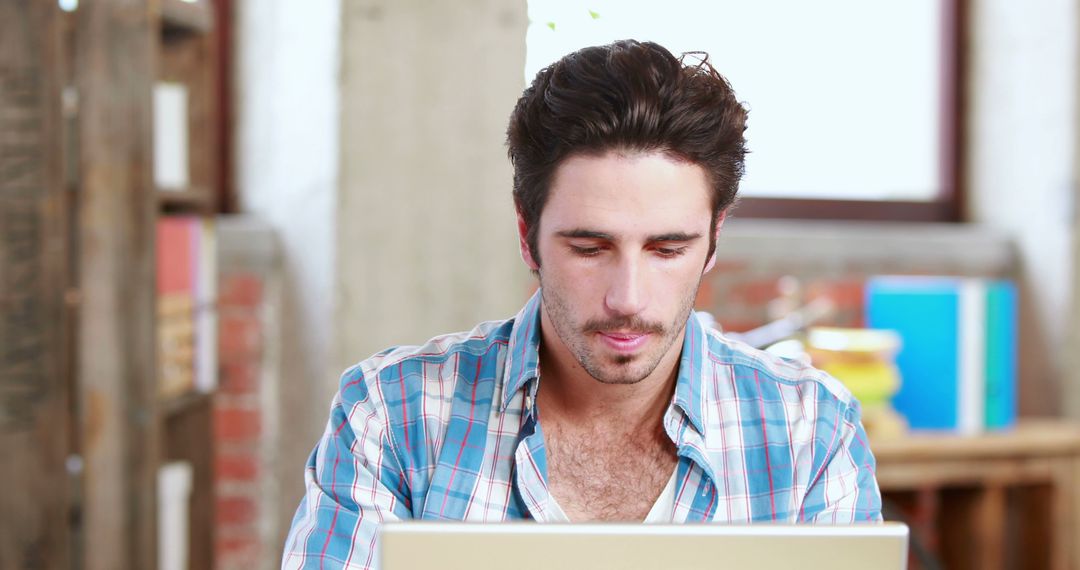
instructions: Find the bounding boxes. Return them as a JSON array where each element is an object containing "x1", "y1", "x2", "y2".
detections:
[{"x1": 283, "y1": 40, "x2": 881, "y2": 569}]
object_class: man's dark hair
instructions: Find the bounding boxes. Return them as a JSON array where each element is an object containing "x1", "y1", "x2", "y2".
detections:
[{"x1": 506, "y1": 39, "x2": 748, "y2": 265}]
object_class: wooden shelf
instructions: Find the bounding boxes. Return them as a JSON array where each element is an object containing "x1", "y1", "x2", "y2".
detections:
[
  {"x1": 872, "y1": 419, "x2": 1080, "y2": 464},
  {"x1": 158, "y1": 187, "x2": 214, "y2": 213},
  {"x1": 160, "y1": 0, "x2": 214, "y2": 35},
  {"x1": 160, "y1": 390, "x2": 212, "y2": 417},
  {"x1": 875, "y1": 419, "x2": 1080, "y2": 569}
]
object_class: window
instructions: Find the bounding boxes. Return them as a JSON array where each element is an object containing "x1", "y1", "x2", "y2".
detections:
[{"x1": 526, "y1": 0, "x2": 962, "y2": 221}]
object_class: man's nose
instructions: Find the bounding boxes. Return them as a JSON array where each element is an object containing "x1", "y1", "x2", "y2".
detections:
[{"x1": 604, "y1": 255, "x2": 648, "y2": 316}]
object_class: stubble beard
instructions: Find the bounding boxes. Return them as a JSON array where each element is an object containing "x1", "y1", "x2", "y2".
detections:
[{"x1": 539, "y1": 274, "x2": 702, "y2": 385}]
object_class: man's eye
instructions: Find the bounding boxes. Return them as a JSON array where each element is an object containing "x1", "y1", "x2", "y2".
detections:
[
  {"x1": 570, "y1": 245, "x2": 602, "y2": 257},
  {"x1": 655, "y1": 247, "x2": 688, "y2": 258}
]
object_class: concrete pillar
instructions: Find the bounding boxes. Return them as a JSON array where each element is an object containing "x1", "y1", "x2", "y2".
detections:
[{"x1": 335, "y1": 0, "x2": 531, "y2": 371}]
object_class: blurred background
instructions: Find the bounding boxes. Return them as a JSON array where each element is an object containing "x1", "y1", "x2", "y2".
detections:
[{"x1": 3, "y1": 0, "x2": 1080, "y2": 568}]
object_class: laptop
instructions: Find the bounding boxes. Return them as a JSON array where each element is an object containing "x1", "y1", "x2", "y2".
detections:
[{"x1": 377, "y1": 522, "x2": 909, "y2": 570}]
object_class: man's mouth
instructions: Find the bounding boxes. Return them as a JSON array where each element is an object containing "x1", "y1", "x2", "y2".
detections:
[{"x1": 596, "y1": 331, "x2": 651, "y2": 353}]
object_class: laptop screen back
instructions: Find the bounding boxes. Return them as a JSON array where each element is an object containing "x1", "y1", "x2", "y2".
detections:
[{"x1": 377, "y1": 522, "x2": 909, "y2": 570}]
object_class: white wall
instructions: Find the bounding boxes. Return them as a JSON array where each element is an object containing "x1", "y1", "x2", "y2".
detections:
[
  {"x1": 234, "y1": 0, "x2": 341, "y2": 562},
  {"x1": 967, "y1": 0, "x2": 1078, "y2": 416}
]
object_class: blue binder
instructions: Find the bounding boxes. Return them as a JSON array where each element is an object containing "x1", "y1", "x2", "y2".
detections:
[{"x1": 866, "y1": 277, "x2": 962, "y2": 430}]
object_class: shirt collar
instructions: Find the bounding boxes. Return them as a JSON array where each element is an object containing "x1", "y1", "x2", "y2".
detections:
[
  {"x1": 672, "y1": 309, "x2": 710, "y2": 435},
  {"x1": 500, "y1": 289, "x2": 543, "y2": 412},
  {"x1": 499, "y1": 287, "x2": 712, "y2": 436}
]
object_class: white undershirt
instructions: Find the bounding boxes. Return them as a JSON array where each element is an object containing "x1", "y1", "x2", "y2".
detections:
[{"x1": 544, "y1": 468, "x2": 679, "y2": 523}]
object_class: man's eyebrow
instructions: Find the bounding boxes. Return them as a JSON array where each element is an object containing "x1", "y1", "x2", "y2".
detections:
[
  {"x1": 555, "y1": 230, "x2": 703, "y2": 242},
  {"x1": 555, "y1": 229, "x2": 614, "y2": 240},
  {"x1": 646, "y1": 232, "x2": 702, "y2": 242}
]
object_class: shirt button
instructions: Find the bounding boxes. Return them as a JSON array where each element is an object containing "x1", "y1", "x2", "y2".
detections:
[{"x1": 525, "y1": 395, "x2": 533, "y2": 410}]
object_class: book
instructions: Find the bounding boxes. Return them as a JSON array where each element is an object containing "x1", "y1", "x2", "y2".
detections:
[
  {"x1": 865, "y1": 276, "x2": 1017, "y2": 433},
  {"x1": 157, "y1": 461, "x2": 193, "y2": 570},
  {"x1": 157, "y1": 217, "x2": 196, "y2": 398},
  {"x1": 193, "y1": 218, "x2": 218, "y2": 393},
  {"x1": 157, "y1": 216, "x2": 217, "y2": 398},
  {"x1": 866, "y1": 277, "x2": 962, "y2": 431},
  {"x1": 958, "y1": 279, "x2": 986, "y2": 434},
  {"x1": 153, "y1": 82, "x2": 190, "y2": 191},
  {"x1": 984, "y1": 282, "x2": 1018, "y2": 429}
]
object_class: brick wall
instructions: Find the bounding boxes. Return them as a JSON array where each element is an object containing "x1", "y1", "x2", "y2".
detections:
[
  {"x1": 214, "y1": 271, "x2": 264, "y2": 568},
  {"x1": 213, "y1": 218, "x2": 280, "y2": 570},
  {"x1": 702, "y1": 220, "x2": 1017, "y2": 335}
]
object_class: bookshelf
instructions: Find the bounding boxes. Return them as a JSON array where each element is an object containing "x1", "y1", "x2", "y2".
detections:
[
  {"x1": 153, "y1": 0, "x2": 229, "y2": 568},
  {"x1": 4, "y1": 0, "x2": 229, "y2": 566}
]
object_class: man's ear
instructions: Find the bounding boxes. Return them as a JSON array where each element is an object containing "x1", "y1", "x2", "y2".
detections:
[
  {"x1": 703, "y1": 208, "x2": 728, "y2": 274},
  {"x1": 517, "y1": 212, "x2": 540, "y2": 271}
]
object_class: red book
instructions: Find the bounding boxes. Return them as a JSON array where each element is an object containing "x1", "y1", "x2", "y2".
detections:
[{"x1": 157, "y1": 217, "x2": 196, "y2": 297}]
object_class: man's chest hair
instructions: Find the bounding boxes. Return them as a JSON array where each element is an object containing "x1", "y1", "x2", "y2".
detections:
[{"x1": 541, "y1": 420, "x2": 678, "y2": 520}]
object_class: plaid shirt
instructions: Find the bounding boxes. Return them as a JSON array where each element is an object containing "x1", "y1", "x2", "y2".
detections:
[{"x1": 282, "y1": 291, "x2": 882, "y2": 569}]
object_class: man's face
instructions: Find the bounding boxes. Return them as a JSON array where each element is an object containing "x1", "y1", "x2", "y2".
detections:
[{"x1": 522, "y1": 150, "x2": 718, "y2": 385}]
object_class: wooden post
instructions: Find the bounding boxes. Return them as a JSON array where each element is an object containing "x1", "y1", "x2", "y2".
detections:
[
  {"x1": 1050, "y1": 459, "x2": 1080, "y2": 570},
  {"x1": 75, "y1": 0, "x2": 159, "y2": 568},
  {"x1": 969, "y1": 485, "x2": 1007, "y2": 570},
  {"x1": 0, "y1": 1, "x2": 71, "y2": 569}
]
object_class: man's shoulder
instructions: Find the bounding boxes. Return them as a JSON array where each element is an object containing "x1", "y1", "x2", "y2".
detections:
[
  {"x1": 337, "y1": 317, "x2": 516, "y2": 405},
  {"x1": 700, "y1": 324, "x2": 856, "y2": 410},
  {"x1": 346, "y1": 317, "x2": 515, "y2": 384}
]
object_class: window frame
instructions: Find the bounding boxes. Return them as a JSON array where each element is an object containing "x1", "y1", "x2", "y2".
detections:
[{"x1": 733, "y1": 0, "x2": 965, "y2": 223}]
